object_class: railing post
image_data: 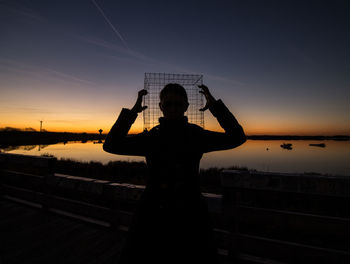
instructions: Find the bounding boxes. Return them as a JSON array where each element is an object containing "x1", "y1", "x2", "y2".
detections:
[
  {"x1": 221, "y1": 170, "x2": 242, "y2": 261},
  {"x1": 42, "y1": 157, "x2": 56, "y2": 211},
  {"x1": 0, "y1": 153, "x2": 6, "y2": 196}
]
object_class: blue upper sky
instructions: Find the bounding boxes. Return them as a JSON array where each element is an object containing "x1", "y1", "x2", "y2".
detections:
[{"x1": 1, "y1": 0, "x2": 349, "y2": 134}]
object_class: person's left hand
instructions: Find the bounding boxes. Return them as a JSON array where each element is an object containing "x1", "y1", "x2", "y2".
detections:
[{"x1": 198, "y1": 85, "x2": 216, "y2": 111}]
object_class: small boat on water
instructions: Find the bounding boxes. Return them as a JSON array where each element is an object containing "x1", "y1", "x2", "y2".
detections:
[
  {"x1": 309, "y1": 143, "x2": 326, "y2": 148},
  {"x1": 280, "y1": 143, "x2": 293, "y2": 150}
]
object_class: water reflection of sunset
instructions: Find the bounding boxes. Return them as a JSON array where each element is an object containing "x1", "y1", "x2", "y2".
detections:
[
  {"x1": 3, "y1": 140, "x2": 349, "y2": 176},
  {"x1": 202, "y1": 140, "x2": 350, "y2": 175}
]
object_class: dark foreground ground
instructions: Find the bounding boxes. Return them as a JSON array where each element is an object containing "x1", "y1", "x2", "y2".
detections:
[{"x1": 0, "y1": 199, "x2": 125, "y2": 264}]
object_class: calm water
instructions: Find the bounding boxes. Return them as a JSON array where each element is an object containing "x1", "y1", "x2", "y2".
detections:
[{"x1": 1, "y1": 140, "x2": 349, "y2": 176}]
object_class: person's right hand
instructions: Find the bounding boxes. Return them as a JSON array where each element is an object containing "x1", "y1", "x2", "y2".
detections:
[{"x1": 131, "y1": 89, "x2": 148, "y2": 113}]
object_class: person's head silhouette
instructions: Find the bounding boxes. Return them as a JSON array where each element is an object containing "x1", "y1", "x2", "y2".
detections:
[{"x1": 159, "y1": 83, "x2": 189, "y2": 120}]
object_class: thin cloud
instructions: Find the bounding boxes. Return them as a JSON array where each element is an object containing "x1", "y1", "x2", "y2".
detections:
[
  {"x1": 75, "y1": 35, "x2": 151, "y2": 62},
  {"x1": 75, "y1": 35, "x2": 188, "y2": 70},
  {"x1": 75, "y1": 35, "x2": 129, "y2": 54},
  {"x1": 45, "y1": 68, "x2": 95, "y2": 85},
  {"x1": 90, "y1": 0, "x2": 131, "y2": 52},
  {"x1": 17, "y1": 107, "x2": 54, "y2": 114},
  {"x1": 287, "y1": 44, "x2": 319, "y2": 67},
  {"x1": 205, "y1": 73, "x2": 246, "y2": 86},
  {"x1": 0, "y1": 58, "x2": 95, "y2": 86},
  {"x1": 74, "y1": 36, "x2": 246, "y2": 86},
  {"x1": 49, "y1": 119, "x2": 93, "y2": 124},
  {"x1": 0, "y1": 2, "x2": 45, "y2": 22},
  {"x1": 0, "y1": 106, "x2": 54, "y2": 114}
]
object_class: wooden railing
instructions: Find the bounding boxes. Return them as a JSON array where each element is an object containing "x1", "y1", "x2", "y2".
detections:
[
  {"x1": 0, "y1": 153, "x2": 228, "y2": 261},
  {"x1": 1, "y1": 152, "x2": 349, "y2": 263},
  {"x1": 221, "y1": 170, "x2": 350, "y2": 263}
]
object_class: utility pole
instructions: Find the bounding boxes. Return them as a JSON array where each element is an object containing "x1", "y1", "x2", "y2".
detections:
[{"x1": 40, "y1": 121, "x2": 43, "y2": 132}]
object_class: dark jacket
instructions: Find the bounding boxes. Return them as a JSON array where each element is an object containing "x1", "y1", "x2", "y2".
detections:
[{"x1": 103, "y1": 99, "x2": 246, "y2": 263}]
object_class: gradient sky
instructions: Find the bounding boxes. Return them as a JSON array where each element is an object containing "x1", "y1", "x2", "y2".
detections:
[{"x1": 1, "y1": 0, "x2": 349, "y2": 135}]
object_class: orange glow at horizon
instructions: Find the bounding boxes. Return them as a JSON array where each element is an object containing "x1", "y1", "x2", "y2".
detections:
[
  {"x1": 1, "y1": 105, "x2": 349, "y2": 136},
  {"x1": 1, "y1": 118, "x2": 349, "y2": 136},
  {"x1": 1, "y1": 125, "x2": 348, "y2": 136}
]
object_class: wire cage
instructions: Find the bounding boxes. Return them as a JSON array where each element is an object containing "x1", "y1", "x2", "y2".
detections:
[{"x1": 143, "y1": 73, "x2": 204, "y2": 131}]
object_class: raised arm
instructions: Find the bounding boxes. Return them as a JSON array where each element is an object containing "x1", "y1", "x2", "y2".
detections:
[
  {"x1": 103, "y1": 90, "x2": 148, "y2": 156},
  {"x1": 198, "y1": 85, "x2": 246, "y2": 153}
]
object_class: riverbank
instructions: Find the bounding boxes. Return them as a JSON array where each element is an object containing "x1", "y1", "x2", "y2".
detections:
[
  {"x1": 1, "y1": 131, "x2": 348, "y2": 148},
  {"x1": 52, "y1": 156, "x2": 342, "y2": 194},
  {"x1": 29, "y1": 154, "x2": 341, "y2": 194},
  {"x1": 52, "y1": 156, "x2": 249, "y2": 194}
]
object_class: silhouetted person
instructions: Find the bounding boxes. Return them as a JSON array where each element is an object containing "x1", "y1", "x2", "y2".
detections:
[{"x1": 103, "y1": 84, "x2": 246, "y2": 264}]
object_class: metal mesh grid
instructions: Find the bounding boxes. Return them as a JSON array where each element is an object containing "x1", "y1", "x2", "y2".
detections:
[{"x1": 143, "y1": 73, "x2": 204, "y2": 131}]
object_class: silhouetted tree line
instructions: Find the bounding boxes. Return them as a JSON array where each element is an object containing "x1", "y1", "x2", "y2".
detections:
[{"x1": 0, "y1": 130, "x2": 104, "y2": 146}]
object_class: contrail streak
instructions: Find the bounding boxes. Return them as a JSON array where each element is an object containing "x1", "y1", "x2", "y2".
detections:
[{"x1": 91, "y1": 0, "x2": 130, "y2": 51}]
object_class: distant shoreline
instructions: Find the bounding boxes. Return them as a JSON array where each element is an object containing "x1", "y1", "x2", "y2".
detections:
[
  {"x1": 0, "y1": 131, "x2": 103, "y2": 147},
  {"x1": 0, "y1": 131, "x2": 349, "y2": 147}
]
